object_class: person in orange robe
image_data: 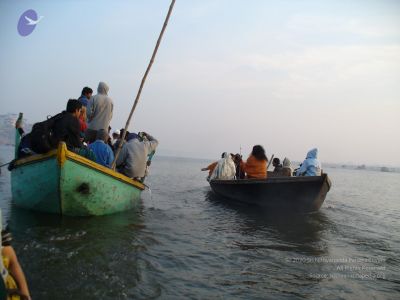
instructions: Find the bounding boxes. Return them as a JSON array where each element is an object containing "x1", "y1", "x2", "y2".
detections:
[{"x1": 241, "y1": 145, "x2": 268, "y2": 179}]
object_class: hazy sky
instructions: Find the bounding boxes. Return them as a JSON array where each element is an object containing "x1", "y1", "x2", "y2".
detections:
[{"x1": 1, "y1": 0, "x2": 399, "y2": 166}]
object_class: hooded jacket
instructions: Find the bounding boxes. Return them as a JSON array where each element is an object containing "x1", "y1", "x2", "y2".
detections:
[
  {"x1": 210, "y1": 152, "x2": 236, "y2": 180},
  {"x1": 281, "y1": 157, "x2": 293, "y2": 177},
  {"x1": 87, "y1": 82, "x2": 113, "y2": 131},
  {"x1": 116, "y1": 134, "x2": 158, "y2": 178},
  {"x1": 296, "y1": 148, "x2": 321, "y2": 176}
]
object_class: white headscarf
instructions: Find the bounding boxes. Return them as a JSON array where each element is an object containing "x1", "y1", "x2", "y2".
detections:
[{"x1": 210, "y1": 152, "x2": 236, "y2": 180}]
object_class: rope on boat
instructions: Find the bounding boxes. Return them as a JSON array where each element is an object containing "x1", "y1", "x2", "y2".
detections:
[{"x1": 112, "y1": 0, "x2": 176, "y2": 170}]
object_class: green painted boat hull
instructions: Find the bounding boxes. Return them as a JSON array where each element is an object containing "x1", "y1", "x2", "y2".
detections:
[{"x1": 11, "y1": 144, "x2": 144, "y2": 216}]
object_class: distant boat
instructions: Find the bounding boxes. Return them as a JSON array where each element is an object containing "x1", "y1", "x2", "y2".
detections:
[
  {"x1": 209, "y1": 172, "x2": 331, "y2": 213},
  {"x1": 11, "y1": 142, "x2": 144, "y2": 216}
]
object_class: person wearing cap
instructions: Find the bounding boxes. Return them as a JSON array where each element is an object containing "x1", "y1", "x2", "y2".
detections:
[
  {"x1": 116, "y1": 132, "x2": 158, "y2": 181},
  {"x1": 111, "y1": 129, "x2": 120, "y2": 147},
  {"x1": 88, "y1": 129, "x2": 114, "y2": 168}
]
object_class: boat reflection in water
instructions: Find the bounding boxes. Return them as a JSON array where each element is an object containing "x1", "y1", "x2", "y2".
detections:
[{"x1": 204, "y1": 190, "x2": 333, "y2": 257}]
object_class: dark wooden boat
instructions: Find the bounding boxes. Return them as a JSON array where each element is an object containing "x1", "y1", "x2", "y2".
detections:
[{"x1": 209, "y1": 173, "x2": 331, "y2": 212}]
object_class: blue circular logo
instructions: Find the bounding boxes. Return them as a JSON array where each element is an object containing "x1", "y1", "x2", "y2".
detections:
[{"x1": 17, "y1": 9, "x2": 43, "y2": 37}]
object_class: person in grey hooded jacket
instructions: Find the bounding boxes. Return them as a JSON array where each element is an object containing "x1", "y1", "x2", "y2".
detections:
[
  {"x1": 296, "y1": 148, "x2": 321, "y2": 176},
  {"x1": 116, "y1": 132, "x2": 158, "y2": 180},
  {"x1": 85, "y1": 81, "x2": 113, "y2": 142}
]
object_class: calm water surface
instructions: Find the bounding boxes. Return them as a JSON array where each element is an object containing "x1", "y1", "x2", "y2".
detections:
[{"x1": 1, "y1": 146, "x2": 399, "y2": 299}]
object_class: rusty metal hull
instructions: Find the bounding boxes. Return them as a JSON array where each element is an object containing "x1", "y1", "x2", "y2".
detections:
[
  {"x1": 11, "y1": 143, "x2": 144, "y2": 216},
  {"x1": 209, "y1": 174, "x2": 331, "y2": 212}
]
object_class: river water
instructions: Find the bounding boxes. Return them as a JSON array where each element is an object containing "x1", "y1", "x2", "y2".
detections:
[{"x1": 0, "y1": 146, "x2": 399, "y2": 299}]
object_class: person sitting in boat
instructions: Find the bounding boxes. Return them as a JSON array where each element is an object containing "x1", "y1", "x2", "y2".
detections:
[
  {"x1": 201, "y1": 153, "x2": 224, "y2": 179},
  {"x1": 209, "y1": 152, "x2": 236, "y2": 181},
  {"x1": 111, "y1": 129, "x2": 120, "y2": 147},
  {"x1": 51, "y1": 99, "x2": 97, "y2": 161},
  {"x1": 272, "y1": 157, "x2": 283, "y2": 174},
  {"x1": 281, "y1": 157, "x2": 293, "y2": 177},
  {"x1": 0, "y1": 213, "x2": 31, "y2": 300},
  {"x1": 296, "y1": 148, "x2": 321, "y2": 176},
  {"x1": 113, "y1": 129, "x2": 129, "y2": 152},
  {"x1": 233, "y1": 153, "x2": 245, "y2": 179},
  {"x1": 52, "y1": 99, "x2": 84, "y2": 150},
  {"x1": 241, "y1": 145, "x2": 268, "y2": 179},
  {"x1": 88, "y1": 129, "x2": 114, "y2": 168},
  {"x1": 115, "y1": 132, "x2": 158, "y2": 181},
  {"x1": 85, "y1": 82, "x2": 113, "y2": 143}
]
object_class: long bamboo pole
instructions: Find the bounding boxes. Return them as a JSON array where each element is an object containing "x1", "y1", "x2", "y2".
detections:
[{"x1": 112, "y1": 0, "x2": 176, "y2": 170}]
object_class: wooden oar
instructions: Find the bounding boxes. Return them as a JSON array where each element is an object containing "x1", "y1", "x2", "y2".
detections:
[
  {"x1": 0, "y1": 162, "x2": 11, "y2": 168},
  {"x1": 112, "y1": 0, "x2": 176, "y2": 170},
  {"x1": 267, "y1": 154, "x2": 274, "y2": 170}
]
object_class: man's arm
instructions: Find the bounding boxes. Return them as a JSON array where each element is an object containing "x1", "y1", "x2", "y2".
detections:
[
  {"x1": 70, "y1": 117, "x2": 83, "y2": 148},
  {"x1": 86, "y1": 99, "x2": 94, "y2": 122},
  {"x1": 296, "y1": 161, "x2": 308, "y2": 176},
  {"x1": 2, "y1": 246, "x2": 31, "y2": 300},
  {"x1": 143, "y1": 133, "x2": 158, "y2": 153}
]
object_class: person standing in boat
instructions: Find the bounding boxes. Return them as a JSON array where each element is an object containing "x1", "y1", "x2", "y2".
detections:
[
  {"x1": 241, "y1": 145, "x2": 268, "y2": 179},
  {"x1": 88, "y1": 129, "x2": 114, "y2": 168},
  {"x1": 296, "y1": 148, "x2": 321, "y2": 176},
  {"x1": 115, "y1": 132, "x2": 158, "y2": 181},
  {"x1": 77, "y1": 87, "x2": 92, "y2": 136},
  {"x1": 78, "y1": 86, "x2": 93, "y2": 108},
  {"x1": 85, "y1": 82, "x2": 113, "y2": 143}
]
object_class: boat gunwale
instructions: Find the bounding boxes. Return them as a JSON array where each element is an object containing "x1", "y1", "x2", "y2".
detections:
[
  {"x1": 12, "y1": 144, "x2": 145, "y2": 190},
  {"x1": 210, "y1": 174, "x2": 328, "y2": 185},
  {"x1": 13, "y1": 150, "x2": 58, "y2": 167}
]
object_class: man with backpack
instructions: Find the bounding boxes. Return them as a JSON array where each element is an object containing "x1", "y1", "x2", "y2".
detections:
[
  {"x1": 29, "y1": 99, "x2": 83, "y2": 154},
  {"x1": 51, "y1": 99, "x2": 83, "y2": 150}
]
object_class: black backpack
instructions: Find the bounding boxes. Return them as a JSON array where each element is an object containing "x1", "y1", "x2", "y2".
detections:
[{"x1": 30, "y1": 113, "x2": 63, "y2": 154}]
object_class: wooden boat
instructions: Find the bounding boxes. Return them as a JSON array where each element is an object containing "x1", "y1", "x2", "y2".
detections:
[
  {"x1": 209, "y1": 173, "x2": 331, "y2": 212},
  {"x1": 11, "y1": 142, "x2": 144, "y2": 216}
]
